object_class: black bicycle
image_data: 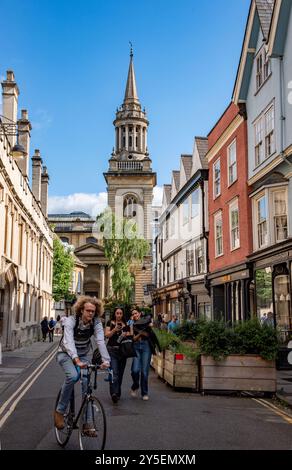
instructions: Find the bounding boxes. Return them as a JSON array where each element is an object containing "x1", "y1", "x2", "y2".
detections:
[{"x1": 54, "y1": 365, "x2": 113, "y2": 450}]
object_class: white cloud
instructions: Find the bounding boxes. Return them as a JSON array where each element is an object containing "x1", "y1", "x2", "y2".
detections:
[
  {"x1": 49, "y1": 187, "x2": 163, "y2": 218},
  {"x1": 153, "y1": 186, "x2": 163, "y2": 207},
  {"x1": 48, "y1": 192, "x2": 108, "y2": 217}
]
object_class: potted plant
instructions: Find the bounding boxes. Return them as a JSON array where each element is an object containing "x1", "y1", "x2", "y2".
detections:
[{"x1": 198, "y1": 319, "x2": 279, "y2": 394}]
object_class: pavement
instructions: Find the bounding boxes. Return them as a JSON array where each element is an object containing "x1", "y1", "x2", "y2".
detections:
[
  {"x1": 0, "y1": 338, "x2": 292, "y2": 408},
  {"x1": 276, "y1": 369, "x2": 292, "y2": 407},
  {"x1": 0, "y1": 336, "x2": 59, "y2": 406}
]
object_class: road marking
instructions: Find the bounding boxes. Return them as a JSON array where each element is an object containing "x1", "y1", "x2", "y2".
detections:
[
  {"x1": 0, "y1": 346, "x2": 58, "y2": 429},
  {"x1": 252, "y1": 397, "x2": 292, "y2": 425}
]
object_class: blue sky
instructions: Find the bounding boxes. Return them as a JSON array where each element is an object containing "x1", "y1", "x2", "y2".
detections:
[{"x1": 0, "y1": 0, "x2": 250, "y2": 215}]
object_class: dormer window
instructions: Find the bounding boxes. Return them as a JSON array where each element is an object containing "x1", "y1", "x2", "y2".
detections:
[{"x1": 256, "y1": 47, "x2": 271, "y2": 91}]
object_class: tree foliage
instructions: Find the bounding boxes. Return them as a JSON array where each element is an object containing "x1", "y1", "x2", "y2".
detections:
[
  {"x1": 97, "y1": 210, "x2": 149, "y2": 303},
  {"x1": 52, "y1": 236, "x2": 75, "y2": 302}
]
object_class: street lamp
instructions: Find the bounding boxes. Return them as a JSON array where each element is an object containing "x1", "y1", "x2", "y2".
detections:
[{"x1": 0, "y1": 114, "x2": 27, "y2": 159}]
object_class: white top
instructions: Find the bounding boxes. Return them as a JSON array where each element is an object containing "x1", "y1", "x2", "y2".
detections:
[{"x1": 58, "y1": 315, "x2": 110, "y2": 363}]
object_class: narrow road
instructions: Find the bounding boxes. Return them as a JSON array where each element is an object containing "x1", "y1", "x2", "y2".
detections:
[{"x1": 1, "y1": 354, "x2": 292, "y2": 450}]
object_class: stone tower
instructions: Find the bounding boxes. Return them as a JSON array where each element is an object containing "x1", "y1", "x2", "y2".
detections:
[{"x1": 104, "y1": 49, "x2": 156, "y2": 305}]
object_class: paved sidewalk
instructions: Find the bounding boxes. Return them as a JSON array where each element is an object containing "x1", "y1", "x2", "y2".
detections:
[
  {"x1": 276, "y1": 369, "x2": 292, "y2": 407},
  {"x1": 0, "y1": 337, "x2": 59, "y2": 400}
]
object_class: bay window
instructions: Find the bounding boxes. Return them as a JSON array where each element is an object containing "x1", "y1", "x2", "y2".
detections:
[{"x1": 273, "y1": 191, "x2": 288, "y2": 242}]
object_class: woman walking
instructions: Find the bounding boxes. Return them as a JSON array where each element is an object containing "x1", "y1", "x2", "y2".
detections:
[
  {"x1": 130, "y1": 308, "x2": 159, "y2": 401},
  {"x1": 105, "y1": 307, "x2": 133, "y2": 404}
]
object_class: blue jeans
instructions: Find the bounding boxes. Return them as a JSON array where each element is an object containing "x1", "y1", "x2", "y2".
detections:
[
  {"x1": 131, "y1": 340, "x2": 152, "y2": 397},
  {"x1": 56, "y1": 352, "x2": 92, "y2": 422},
  {"x1": 108, "y1": 346, "x2": 127, "y2": 397}
]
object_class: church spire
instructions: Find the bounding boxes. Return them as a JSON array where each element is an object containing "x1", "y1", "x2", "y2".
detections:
[{"x1": 124, "y1": 45, "x2": 139, "y2": 104}]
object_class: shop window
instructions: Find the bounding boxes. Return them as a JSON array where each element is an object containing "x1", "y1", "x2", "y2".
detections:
[
  {"x1": 255, "y1": 268, "x2": 273, "y2": 322},
  {"x1": 274, "y1": 272, "x2": 291, "y2": 343},
  {"x1": 198, "y1": 303, "x2": 211, "y2": 320}
]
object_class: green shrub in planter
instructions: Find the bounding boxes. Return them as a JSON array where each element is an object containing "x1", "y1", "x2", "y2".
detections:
[
  {"x1": 174, "y1": 318, "x2": 207, "y2": 342},
  {"x1": 153, "y1": 328, "x2": 180, "y2": 351},
  {"x1": 233, "y1": 319, "x2": 279, "y2": 361},
  {"x1": 197, "y1": 319, "x2": 280, "y2": 362}
]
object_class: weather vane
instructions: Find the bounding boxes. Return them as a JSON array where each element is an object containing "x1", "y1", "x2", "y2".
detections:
[{"x1": 129, "y1": 41, "x2": 133, "y2": 57}]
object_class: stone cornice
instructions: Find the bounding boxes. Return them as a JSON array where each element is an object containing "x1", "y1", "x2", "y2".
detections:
[{"x1": 206, "y1": 114, "x2": 244, "y2": 163}]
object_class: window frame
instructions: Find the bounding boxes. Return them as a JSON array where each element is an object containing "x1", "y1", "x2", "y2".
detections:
[
  {"x1": 272, "y1": 189, "x2": 288, "y2": 243},
  {"x1": 191, "y1": 188, "x2": 200, "y2": 218},
  {"x1": 255, "y1": 46, "x2": 271, "y2": 92},
  {"x1": 254, "y1": 102, "x2": 275, "y2": 167},
  {"x1": 213, "y1": 158, "x2": 221, "y2": 199},
  {"x1": 256, "y1": 194, "x2": 268, "y2": 249},
  {"x1": 214, "y1": 211, "x2": 223, "y2": 258},
  {"x1": 229, "y1": 199, "x2": 240, "y2": 251},
  {"x1": 228, "y1": 139, "x2": 237, "y2": 186}
]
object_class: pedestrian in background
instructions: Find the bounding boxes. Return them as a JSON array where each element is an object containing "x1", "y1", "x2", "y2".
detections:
[
  {"x1": 48, "y1": 317, "x2": 56, "y2": 342},
  {"x1": 40, "y1": 316, "x2": 49, "y2": 342},
  {"x1": 168, "y1": 314, "x2": 179, "y2": 333},
  {"x1": 130, "y1": 308, "x2": 159, "y2": 401},
  {"x1": 54, "y1": 315, "x2": 62, "y2": 336},
  {"x1": 105, "y1": 307, "x2": 133, "y2": 404}
]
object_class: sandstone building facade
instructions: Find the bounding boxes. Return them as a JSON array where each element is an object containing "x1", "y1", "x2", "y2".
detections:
[{"x1": 0, "y1": 71, "x2": 53, "y2": 350}]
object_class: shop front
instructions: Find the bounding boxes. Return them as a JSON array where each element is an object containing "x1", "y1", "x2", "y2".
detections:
[
  {"x1": 249, "y1": 243, "x2": 292, "y2": 369},
  {"x1": 188, "y1": 279, "x2": 211, "y2": 320},
  {"x1": 252, "y1": 248, "x2": 292, "y2": 344},
  {"x1": 208, "y1": 263, "x2": 253, "y2": 323},
  {"x1": 152, "y1": 281, "x2": 183, "y2": 324}
]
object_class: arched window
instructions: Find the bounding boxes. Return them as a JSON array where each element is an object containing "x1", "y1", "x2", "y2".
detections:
[
  {"x1": 86, "y1": 237, "x2": 97, "y2": 244},
  {"x1": 123, "y1": 195, "x2": 138, "y2": 218},
  {"x1": 60, "y1": 237, "x2": 69, "y2": 244}
]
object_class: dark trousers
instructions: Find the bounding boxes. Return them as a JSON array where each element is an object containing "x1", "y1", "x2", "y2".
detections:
[
  {"x1": 108, "y1": 347, "x2": 127, "y2": 398},
  {"x1": 42, "y1": 330, "x2": 48, "y2": 341},
  {"x1": 49, "y1": 330, "x2": 54, "y2": 342}
]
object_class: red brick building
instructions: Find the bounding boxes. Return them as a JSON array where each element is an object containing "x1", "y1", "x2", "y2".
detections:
[{"x1": 207, "y1": 102, "x2": 253, "y2": 322}]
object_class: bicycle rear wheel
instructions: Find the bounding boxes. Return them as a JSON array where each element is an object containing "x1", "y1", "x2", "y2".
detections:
[
  {"x1": 78, "y1": 396, "x2": 106, "y2": 450},
  {"x1": 54, "y1": 389, "x2": 74, "y2": 447}
]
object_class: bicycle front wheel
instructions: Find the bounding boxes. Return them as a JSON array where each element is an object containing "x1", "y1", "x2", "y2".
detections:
[
  {"x1": 78, "y1": 396, "x2": 107, "y2": 450},
  {"x1": 54, "y1": 389, "x2": 74, "y2": 447}
]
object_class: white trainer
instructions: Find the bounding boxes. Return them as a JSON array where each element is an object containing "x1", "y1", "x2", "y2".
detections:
[
  {"x1": 142, "y1": 395, "x2": 149, "y2": 401},
  {"x1": 130, "y1": 389, "x2": 138, "y2": 398}
]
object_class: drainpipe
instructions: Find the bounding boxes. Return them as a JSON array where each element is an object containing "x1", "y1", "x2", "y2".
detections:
[{"x1": 200, "y1": 178, "x2": 210, "y2": 294}]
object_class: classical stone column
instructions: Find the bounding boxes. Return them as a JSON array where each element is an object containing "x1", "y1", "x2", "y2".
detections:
[
  {"x1": 108, "y1": 267, "x2": 113, "y2": 297},
  {"x1": 100, "y1": 265, "x2": 105, "y2": 300},
  {"x1": 139, "y1": 126, "x2": 143, "y2": 152},
  {"x1": 125, "y1": 125, "x2": 129, "y2": 151},
  {"x1": 133, "y1": 126, "x2": 136, "y2": 151}
]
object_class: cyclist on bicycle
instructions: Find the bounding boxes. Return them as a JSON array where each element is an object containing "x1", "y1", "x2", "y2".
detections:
[{"x1": 54, "y1": 296, "x2": 110, "y2": 435}]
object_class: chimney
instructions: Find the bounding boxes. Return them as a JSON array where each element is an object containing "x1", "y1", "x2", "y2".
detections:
[
  {"x1": 1, "y1": 70, "x2": 19, "y2": 147},
  {"x1": 41, "y1": 166, "x2": 49, "y2": 217},
  {"x1": 32, "y1": 149, "x2": 42, "y2": 202},
  {"x1": 17, "y1": 110, "x2": 32, "y2": 178}
]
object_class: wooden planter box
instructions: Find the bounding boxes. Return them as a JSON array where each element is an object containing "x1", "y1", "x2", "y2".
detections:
[
  {"x1": 164, "y1": 349, "x2": 199, "y2": 390},
  {"x1": 152, "y1": 351, "x2": 165, "y2": 379},
  {"x1": 200, "y1": 355, "x2": 276, "y2": 393}
]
